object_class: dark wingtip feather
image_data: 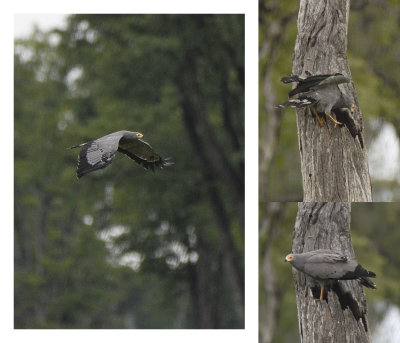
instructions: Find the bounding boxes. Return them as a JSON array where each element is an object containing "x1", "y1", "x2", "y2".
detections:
[{"x1": 76, "y1": 168, "x2": 91, "y2": 178}]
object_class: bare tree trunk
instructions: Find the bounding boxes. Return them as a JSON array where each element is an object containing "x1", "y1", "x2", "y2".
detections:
[
  {"x1": 292, "y1": 203, "x2": 372, "y2": 343},
  {"x1": 293, "y1": 0, "x2": 372, "y2": 201}
]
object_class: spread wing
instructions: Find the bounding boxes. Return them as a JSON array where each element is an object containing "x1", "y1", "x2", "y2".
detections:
[
  {"x1": 286, "y1": 74, "x2": 336, "y2": 97},
  {"x1": 282, "y1": 73, "x2": 348, "y2": 97},
  {"x1": 75, "y1": 137, "x2": 120, "y2": 178},
  {"x1": 278, "y1": 87, "x2": 338, "y2": 111},
  {"x1": 118, "y1": 138, "x2": 170, "y2": 171}
]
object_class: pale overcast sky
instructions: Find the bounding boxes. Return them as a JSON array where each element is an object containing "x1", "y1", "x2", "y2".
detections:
[{"x1": 14, "y1": 14, "x2": 67, "y2": 38}]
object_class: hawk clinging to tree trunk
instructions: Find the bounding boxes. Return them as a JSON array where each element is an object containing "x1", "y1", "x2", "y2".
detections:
[{"x1": 277, "y1": 73, "x2": 355, "y2": 127}]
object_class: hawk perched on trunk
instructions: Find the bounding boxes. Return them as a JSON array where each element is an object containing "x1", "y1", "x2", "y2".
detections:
[
  {"x1": 285, "y1": 249, "x2": 376, "y2": 300},
  {"x1": 277, "y1": 73, "x2": 355, "y2": 127},
  {"x1": 69, "y1": 130, "x2": 172, "y2": 178}
]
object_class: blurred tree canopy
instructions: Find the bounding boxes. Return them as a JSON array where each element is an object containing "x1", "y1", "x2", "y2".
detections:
[
  {"x1": 259, "y1": 0, "x2": 400, "y2": 201},
  {"x1": 259, "y1": 202, "x2": 400, "y2": 343},
  {"x1": 14, "y1": 14, "x2": 244, "y2": 329}
]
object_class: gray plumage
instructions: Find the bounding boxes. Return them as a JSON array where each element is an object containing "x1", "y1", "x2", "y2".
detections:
[
  {"x1": 285, "y1": 249, "x2": 376, "y2": 299},
  {"x1": 69, "y1": 130, "x2": 171, "y2": 178},
  {"x1": 277, "y1": 73, "x2": 355, "y2": 126}
]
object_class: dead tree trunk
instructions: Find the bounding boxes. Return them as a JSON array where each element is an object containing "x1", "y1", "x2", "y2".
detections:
[
  {"x1": 293, "y1": 0, "x2": 372, "y2": 201},
  {"x1": 292, "y1": 202, "x2": 372, "y2": 343}
]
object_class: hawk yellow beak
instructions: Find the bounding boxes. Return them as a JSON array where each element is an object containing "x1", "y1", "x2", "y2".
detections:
[
  {"x1": 351, "y1": 104, "x2": 356, "y2": 114},
  {"x1": 136, "y1": 133, "x2": 143, "y2": 138}
]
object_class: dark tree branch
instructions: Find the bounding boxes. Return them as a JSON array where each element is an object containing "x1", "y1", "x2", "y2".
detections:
[
  {"x1": 177, "y1": 47, "x2": 244, "y2": 235},
  {"x1": 180, "y1": 92, "x2": 244, "y2": 325}
]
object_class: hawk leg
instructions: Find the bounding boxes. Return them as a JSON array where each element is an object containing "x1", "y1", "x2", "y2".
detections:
[
  {"x1": 320, "y1": 283, "x2": 324, "y2": 300},
  {"x1": 311, "y1": 107, "x2": 325, "y2": 126},
  {"x1": 325, "y1": 112, "x2": 343, "y2": 128}
]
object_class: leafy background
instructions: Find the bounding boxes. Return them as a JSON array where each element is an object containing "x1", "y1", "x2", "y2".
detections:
[{"x1": 14, "y1": 14, "x2": 244, "y2": 329}]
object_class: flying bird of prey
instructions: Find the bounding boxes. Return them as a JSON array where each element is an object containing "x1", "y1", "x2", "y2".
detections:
[
  {"x1": 69, "y1": 130, "x2": 171, "y2": 178},
  {"x1": 285, "y1": 249, "x2": 376, "y2": 300},
  {"x1": 277, "y1": 73, "x2": 355, "y2": 127}
]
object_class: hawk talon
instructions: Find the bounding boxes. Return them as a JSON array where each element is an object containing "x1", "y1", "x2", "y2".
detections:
[
  {"x1": 311, "y1": 107, "x2": 325, "y2": 126},
  {"x1": 325, "y1": 112, "x2": 343, "y2": 127}
]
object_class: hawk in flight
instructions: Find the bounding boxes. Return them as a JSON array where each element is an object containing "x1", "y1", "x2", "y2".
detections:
[{"x1": 69, "y1": 131, "x2": 171, "y2": 178}]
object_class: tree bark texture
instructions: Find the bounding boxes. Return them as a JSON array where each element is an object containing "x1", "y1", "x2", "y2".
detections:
[
  {"x1": 291, "y1": 202, "x2": 372, "y2": 343},
  {"x1": 293, "y1": 0, "x2": 372, "y2": 202}
]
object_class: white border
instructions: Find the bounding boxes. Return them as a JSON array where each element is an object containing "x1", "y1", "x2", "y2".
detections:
[{"x1": 6, "y1": 1, "x2": 258, "y2": 342}]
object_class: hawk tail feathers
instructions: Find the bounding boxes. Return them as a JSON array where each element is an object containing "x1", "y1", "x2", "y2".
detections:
[
  {"x1": 281, "y1": 75, "x2": 304, "y2": 83},
  {"x1": 359, "y1": 276, "x2": 377, "y2": 289},
  {"x1": 162, "y1": 157, "x2": 174, "y2": 167}
]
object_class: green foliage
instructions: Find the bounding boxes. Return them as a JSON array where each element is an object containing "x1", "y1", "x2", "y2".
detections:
[
  {"x1": 352, "y1": 203, "x2": 400, "y2": 305},
  {"x1": 14, "y1": 14, "x2": 244, "y2": 329},
  {"x1": 259, "y1": 203, "x2": 299, "y2": 343}
]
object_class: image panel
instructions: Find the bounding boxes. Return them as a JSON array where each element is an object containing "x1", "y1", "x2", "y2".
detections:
[{"x1": 14, "y1": 14, "x2": 244, "y2": 329}]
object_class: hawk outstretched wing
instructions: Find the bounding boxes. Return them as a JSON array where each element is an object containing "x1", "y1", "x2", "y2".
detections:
[{"x1": 69, "y1": 130, "x2": 172, "y2": 178}]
